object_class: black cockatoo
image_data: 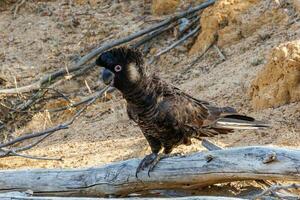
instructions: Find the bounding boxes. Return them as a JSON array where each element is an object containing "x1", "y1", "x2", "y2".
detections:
[{"x1": 96, "y1": 47, "x2": 269, "y2": 177}]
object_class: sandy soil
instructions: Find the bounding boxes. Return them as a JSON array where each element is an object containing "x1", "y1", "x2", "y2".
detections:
[{"x1": 0, "y1": 0, "x2": 299, "y2": 189}]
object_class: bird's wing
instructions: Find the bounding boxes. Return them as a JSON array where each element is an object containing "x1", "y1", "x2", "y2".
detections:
[
  {"x1": 153, "y1": 76, "x2": 269, "y2": 137},
  {"x1": 166, "y1": 93, "x2": 229, "y2": 136},
  {"x1": 151, "y1": 76, "x2": 219, "y2": 137},
  {"x1": 151, "y1": 75, "x2": 210, "y2": 105}
]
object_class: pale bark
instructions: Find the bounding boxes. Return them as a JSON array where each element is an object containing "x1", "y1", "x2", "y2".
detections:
[
  {"x1": 0, "y1": 146, "x2": 299, "y2": 197},
  {"x1": 0, "y1": 192, "x2": 244, "y2": 200}
]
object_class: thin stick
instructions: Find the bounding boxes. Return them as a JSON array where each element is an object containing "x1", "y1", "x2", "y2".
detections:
[
  {"x1": 0, "y1": 89, "x2": 70, "y2": 115},
  {"x1": 0, "y1": 86, "x2": 110, "y2": 149},
  {"x1": 42, "y1": 88, "x2": 70, "y2": 103},
  {"x1": 0, "y1": 134, "x2": 51, "y2": 158},
  {"x1": 177, "y1": 16, "x2": 200, "y2": 39},
  {"x1": 0, "y1": 86, "x2": 110, "y2": 160},
  {"x1": 0, "y1": 63, "x2": 93, "y2": 95},
  {"x1": 201, "y1": 139, "x2": 223, "y2": 150},
  {"x1": 213, "y1": 44, "x2": 226, "y2": 61},
  {"x1": 190, "y1": 42, "x2": 214, "y2": 67},
  {"x1": 132, "y1": 13, "x2": 199, "y2": 49},
  {"x1": 8, "y1": 133, "x2": 52, "y2": 154},
  {"x1": 84, "y1": 80, "x2": 92, "y2": 94},
  {"x1": 13, "y1": 0, "x2": 26, "y2": 19},
  {"x1": 132, "y1": 25, "x2": 175, "y2": 49},
  {"x1": 16, "y1": 90, "x2": 47, "y2": 111},
  {"x1": 0, "y1": 0, "x2": 215, "y2": 95},
  {"x1": 4, "y1": 150, "x2": 62, "y2": 161},
  {"x1": 0, "y1": 102, "x2": 30, "y2": 113},
  {"x1": 157, "y1": 26, "x2": 200, "y2": 57},
  {"x1": 68, "y1": 62, "x2": 96, "y2": 79},
  {"x1": 20, "y1": 87, "x2": 71, "y2": 111},
  {"x1": 0, "y1": 124, "x2": 68, "y2": 149},
  {"x1": 47, "y1": 87, "x2": 115, "y2": 113},
  {"x1": 150, "y1": 26, "x2": 200, "y2": 64}
]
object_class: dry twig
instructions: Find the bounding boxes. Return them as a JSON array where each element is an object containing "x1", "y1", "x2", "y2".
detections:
[
  {"x1": 176, "y1": 16, "x2": 200, "y2": 38},
  {"x1": 149, "y1": 26, "x2": 200, "y2": 64},
  {"x1": 47, "y1": 87, "x2": 114, "y2": 113},
  {"x1": 1, "y1": 149, "x2": 62, "y2": 161},
  {"x1": 132, "y1": 24, "x2": 175, "y2": 49},
  {"x1": 213, "y1": 44, "x2": 226, "y2": 61},
  {"x1": 201, "y1": 139, "x2": 223, "y2": 151},
  {"x1": 0, "y1": 63, "x2": 92, "y2": 95},
  {"x1": 189, "y1": 41, "x2": 215, "y2": 67},
  {"x1": 133, "y1": 13, "x2": 199, "y2": 50},
  {"x1": 0, "y1": 86, "x2": 110, "y2": 159},
  {"x1": 12, "y1": 0, "x2": 26, "y2": 19}
]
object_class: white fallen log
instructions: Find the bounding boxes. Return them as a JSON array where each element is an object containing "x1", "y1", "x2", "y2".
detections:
[
  {"x1": 0, "y1": 146, "x2": 299, "y2": 197},
  {"x1": 0, "y1": 192, "x2": 244, "y2": 200}
]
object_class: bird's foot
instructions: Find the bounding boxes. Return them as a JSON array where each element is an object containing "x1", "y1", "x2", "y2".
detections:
[{"x1": 136, "y1": 153, "x2": 166, "y2": 178}]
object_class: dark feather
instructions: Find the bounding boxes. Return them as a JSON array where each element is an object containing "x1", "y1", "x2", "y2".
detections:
[{"x1": 96, "y1": 47, "x2": 270, "y2": 155}]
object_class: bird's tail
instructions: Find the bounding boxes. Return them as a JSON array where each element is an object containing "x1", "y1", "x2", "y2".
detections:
[{"x1": 212, "y1": 114, "x2": 270, "y2": 130}]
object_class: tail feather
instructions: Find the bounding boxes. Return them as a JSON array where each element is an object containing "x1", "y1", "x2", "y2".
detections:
[{"x1": 213, "y1": 114, "x2": 270, "y2": 130}]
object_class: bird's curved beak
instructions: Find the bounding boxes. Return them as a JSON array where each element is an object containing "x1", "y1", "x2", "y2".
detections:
[{"x1": 102, "y1": 68, "x2": 114, "y2": 85}]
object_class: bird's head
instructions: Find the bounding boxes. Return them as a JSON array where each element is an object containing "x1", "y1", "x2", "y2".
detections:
[{"x1": 96, "y1": 47, "x2": 144, "y2": 90}]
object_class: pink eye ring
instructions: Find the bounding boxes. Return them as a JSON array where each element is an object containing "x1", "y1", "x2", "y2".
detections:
[{"x1": 114, "y1": 65, "x2": 122, "y2": 72}]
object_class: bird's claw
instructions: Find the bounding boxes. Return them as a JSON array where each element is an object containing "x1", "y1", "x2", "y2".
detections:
[{"x1": 136, "y1": 153, "x2": 164, "y2": 178}]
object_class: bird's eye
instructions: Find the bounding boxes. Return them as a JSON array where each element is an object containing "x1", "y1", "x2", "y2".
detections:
[{"x1": 114, "y1": 65, "x2": 122, "y2": 72}]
